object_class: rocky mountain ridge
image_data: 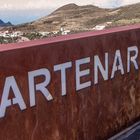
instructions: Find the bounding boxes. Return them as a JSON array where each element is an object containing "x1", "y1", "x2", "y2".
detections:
[
  {"x1": 0, "y1": 19, "x2": 12, "y2": 27},
  {"x1": 4, "y1": 2, "x2": 140, "y2": 32}
]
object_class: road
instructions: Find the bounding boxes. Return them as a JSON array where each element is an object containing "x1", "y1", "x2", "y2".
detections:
[{"x1": 109, "y1": 122, "x2": 140, "y2": 140}]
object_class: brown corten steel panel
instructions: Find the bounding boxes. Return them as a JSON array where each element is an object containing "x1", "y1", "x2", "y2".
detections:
[{"x1": 0, "y1": 24, "x2": 140, "y2": 140}]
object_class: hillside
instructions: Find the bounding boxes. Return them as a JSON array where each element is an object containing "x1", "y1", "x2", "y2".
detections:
[{"x1": 5, "y1": 2, "x2": 140, "y2": 32}]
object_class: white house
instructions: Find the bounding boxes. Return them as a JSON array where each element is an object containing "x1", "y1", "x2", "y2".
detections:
[{"x1": 92, "y1": 25, "x2": 106, "y2": 30}]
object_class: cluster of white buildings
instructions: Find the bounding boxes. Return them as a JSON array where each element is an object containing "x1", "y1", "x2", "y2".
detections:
[
  {"x1": 92, "y1": 22, "x2": 112, "y2": 31},
  {"x1": 0, "y1": 28, "x2": 72, "y2": 44},
  {"x1": 0, "y1": 30, "x2": 23, "y2": 38},
  {"x1": 0, "y1": 28, "x2": 71, "y2": 38},
  {"x1": 0, "y1": 20, "x2": 113, "y2": 40}
]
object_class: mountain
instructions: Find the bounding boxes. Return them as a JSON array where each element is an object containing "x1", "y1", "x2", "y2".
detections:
[
  {"x1": 7, "y1": 2, "x2": 140, "y2": 32},
  {"x1": 0, "y1": 19, "x2": 12, "y2": 27}
]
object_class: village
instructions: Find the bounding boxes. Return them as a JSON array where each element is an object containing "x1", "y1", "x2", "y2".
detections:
[
  {"x1": 0, "y1": 22, "x2": 112, "y2": 44},
  {"x1": 0, "y1": 27, "x2": 71, "y2": 44}
]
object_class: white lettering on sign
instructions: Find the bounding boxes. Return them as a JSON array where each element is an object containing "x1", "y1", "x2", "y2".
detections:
[
  {"x1": 94, "y1": 53, "x2": 108, "y2": 84},
  {"x1": 76, "y1": 57, "x2": 91, "y2": 91},
  {"x1": 111, "y1": 50, "x2": 124, "y2": 79},
  {"x1": 127, "y1": 46, "x2": 139, "y2": 72},
  {"x1": 0, "y1": 76, "x2": 26, "y2": 118},
  {"x1": 28, "y1": 68, "x2": 53, "y2": 107},
  {"x1": 0, "y1": 46, "x2": 139, "y2": 118},
  {"x1": 54, "y1": 62, "x2": 72, "y2": 96}
]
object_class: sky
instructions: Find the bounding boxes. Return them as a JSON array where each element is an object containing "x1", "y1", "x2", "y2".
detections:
[{"x1": 0, "y1": 0, "x2": 140, "y2": 25}]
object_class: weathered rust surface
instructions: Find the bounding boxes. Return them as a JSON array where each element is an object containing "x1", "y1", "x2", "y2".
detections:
[{"x1": 0, "y1": 24, "x2": 140, "y2": 140}]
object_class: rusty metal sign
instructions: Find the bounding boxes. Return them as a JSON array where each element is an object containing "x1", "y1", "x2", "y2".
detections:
[{"x1": 0, "y1": 24, "x2": 140, "y2": 140}]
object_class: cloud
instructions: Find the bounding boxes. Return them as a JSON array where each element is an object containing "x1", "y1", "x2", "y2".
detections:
[
  {"x1": 0, "y1": 0, "x2": 140, "y2": 10},
  {"x1": 0, "y1": 0, "x2": 96, "y2": 10},
  {"x1": 120, "y1": 0, "x2": 140, "y2": 6},
  {"x1": 92, "y1": 0, "x2": 118, "y2": 8},
  {"x1": 0, "y1": 0, "x2": 140, "y2": 24}
]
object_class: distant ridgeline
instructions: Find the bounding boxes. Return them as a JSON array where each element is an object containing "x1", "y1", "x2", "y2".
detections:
[{"x1": 0, "y1": 19, "x2": 12, "y2": 27}]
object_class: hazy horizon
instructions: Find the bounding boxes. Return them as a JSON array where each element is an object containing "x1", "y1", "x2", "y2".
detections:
[
  {"x1": 0, "y1": 0, "x2": 140, "y2": 25},
  {"x1": 0, "y1": 9, "x2": 54, "y2": 25}
]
